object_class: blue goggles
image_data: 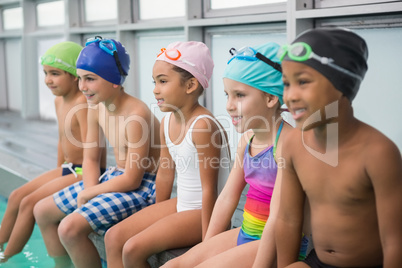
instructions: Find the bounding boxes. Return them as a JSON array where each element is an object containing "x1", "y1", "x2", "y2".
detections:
[
  {"x1": 85, "y1": 36, "x2": 127, "y2": 76},
  {"x1": 228, "y1": 46, "x2": 282, "y2": 73}
]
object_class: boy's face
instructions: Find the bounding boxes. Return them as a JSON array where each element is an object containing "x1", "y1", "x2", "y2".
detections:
[
  {"x1": 223, "y1": 78, "x2": 272, "y2": 133},
  {"x1": 43, "y1": 65, "x2": 77, "y2": 96},
  {"x1": 77, "y1": 69, "x2": 117, "y2": 105},
  {"x1": 282, "y1": 61, "x2": 342, "y2": 131}
]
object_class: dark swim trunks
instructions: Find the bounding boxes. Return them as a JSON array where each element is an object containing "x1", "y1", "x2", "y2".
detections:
[
  {"x1": 303, "y1": 249, "x2": 383, "y2": 268},
  {"x1": 61, "y1": 162, "x2": 82, "y2": 176}
]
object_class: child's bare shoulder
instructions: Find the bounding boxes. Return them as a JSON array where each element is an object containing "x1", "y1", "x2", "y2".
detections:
[
  {"x1": 74, "y1": 92, "x2": 88, "y2": 106},
  {"x1": 236, "y1": 130, "x2": 254, "y2": 151},
  {"x1": 278, "y1": 121, "x2": 293, "y2": 140},
  {"x1": 282, "y1": 126, "x2": 302, "y2": 148},
  {"x1": 54, "y1": 95, "x2": 63, "y2": 107},
  {"x1": 123, "y1": 94, "x2": 152, "y2": 119},
  {"x1": 192, "y1": 113, "x2": 218, "y2": 129},
  {"x1": 357, "y1": 121, "x2": 400, "y2": 159}
]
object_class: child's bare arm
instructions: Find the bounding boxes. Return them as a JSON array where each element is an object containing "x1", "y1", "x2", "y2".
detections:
[
  {"x1": 78, "y1": 109, "x2": 152, "y2": 206},
  {"x1": 193, "y1": 118, "x2": 223, "y2": 239},
  {"x1": 203, "y1": 131, "x2": 249, "y2": 241},
  {"x1": 82, "y1": 106, "x2": 103, "y2": 189},
  {"x1": 56, "y1": 141, "x2": 64, "y2": 167},
  {"x1": 75, "y1": 101, "x2": 88, "y2": 153},
  {"x1": 275, "y1": 135, "x2": 305, "y2": 267},
  {"x1": 155, "y1": 116, "x2": 175, "y2": 203},
  {"x1": 253, "y1": 153, "x2": 284, "y2": 268},
  {"x1": 367, "y1": 139, "x2": 402, "y2": 267},
  {"x1": 192, "y1": 118, "x2": 233, "y2": 239},
  {"x1": 55, "y1": 98, "x2": 64, "y2": 167}
]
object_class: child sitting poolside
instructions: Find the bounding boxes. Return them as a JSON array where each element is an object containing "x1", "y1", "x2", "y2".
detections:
[
  {"x1": 163, "y1": 42, "x2": 308, "y2": 268},
  {"x1": 104, "y1": 41, "x2": 231, "y2": 268},
  {"x1": 0, "y1": 41, "x2": 107, "y2": 263},
  {"x1": 33, "y1": 37, "x2": 161, "y2": 268},
  {"x1": 275, "y1": 28, "x2": 402, "y2": 267}
]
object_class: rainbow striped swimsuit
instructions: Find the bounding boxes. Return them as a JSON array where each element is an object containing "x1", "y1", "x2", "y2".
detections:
[{"x1": 236, "y1": 123, "x2": 283, "y2": 245}]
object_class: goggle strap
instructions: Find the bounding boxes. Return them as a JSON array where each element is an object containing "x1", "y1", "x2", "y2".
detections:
[
  {"x1": 255, "y1": 52, "x2": 282, "y2": 73},
  {"x1": 229, "y1": 48, "x2": 236, "y2": 56},
  {"x1": 113, "y1": 51, "x2": 127, "y2": 76}
]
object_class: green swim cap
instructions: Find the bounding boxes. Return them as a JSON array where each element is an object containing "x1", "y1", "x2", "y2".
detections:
[
  {"x1": 40, "y1": 41, "x2": 83, "y2": 77},
  {"x1": 223, "y1": 42, "x2": 284, "y2": 104}
]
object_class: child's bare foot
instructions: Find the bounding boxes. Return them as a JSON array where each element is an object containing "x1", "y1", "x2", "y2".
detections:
[{"x1": 0, "y1": 252, "x2": 10, "y2": 263}]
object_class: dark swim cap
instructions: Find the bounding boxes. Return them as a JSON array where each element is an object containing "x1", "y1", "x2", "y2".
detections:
[
  {"x1": 283, "y1": 28, "x2": 368, "y2": 102},
  {"x1": 76, "y1": 37, "x2": 130, "y2": 85}
]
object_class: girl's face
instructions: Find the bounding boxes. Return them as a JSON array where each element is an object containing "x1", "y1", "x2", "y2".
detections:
[
  {"x1": 77, "y1": 69, "x2": 117, "y2": 105},
  {"x1": 43, "y1": 65, "x2": 77, "y2": 97},
  {"x1": 152, "y1": 60, "x2": 188, "y2": 113},
  {"x1": 282, "y1": 61, "x2": 342, "y2": 130},
  {"x1": 224, "y1": 78, "x2": 272, "y2": 133}
]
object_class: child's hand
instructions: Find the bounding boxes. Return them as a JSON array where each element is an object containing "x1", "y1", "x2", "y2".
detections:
[{"x1": 77, "y1": 189, "x2": 94, "y2": 207}]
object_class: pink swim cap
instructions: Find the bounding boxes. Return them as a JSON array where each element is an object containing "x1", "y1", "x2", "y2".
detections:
[{"x1": 156, "y1": 41, "x2": 214, "y2": 89}]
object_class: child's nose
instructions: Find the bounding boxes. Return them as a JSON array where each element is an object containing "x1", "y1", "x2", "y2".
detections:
[
  {"x1": 284, "y1": 86, "x2": 299, "y2": 104},
  {"x1": 226, "y1": 97, "x2": 236, "y2": 112},
  {"x1": 44, "y1": 75, "x2": 52, "y2": 84},
  {"x1": 153, "y1": 85, "x2": 159, "y2": 95},
  {"x1": 78, "y1": 80, "x2": 86, "y2": 92}
]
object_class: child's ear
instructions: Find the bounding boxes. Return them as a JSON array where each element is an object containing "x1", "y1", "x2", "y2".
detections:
[
  {"x1": 186, "y1": 78, "x2": 199, "y2": 94},
  {"x1": 266, "y1": 94, "x2": 280, "y2": 108},
  {"x1": 113, "y1": 84, "x2": 119, "y2": 89}
]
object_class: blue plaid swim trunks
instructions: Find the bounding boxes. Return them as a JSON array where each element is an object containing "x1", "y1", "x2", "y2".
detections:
[{"x1": 53, "y1": 166, "x2": 156, "y2": 235}]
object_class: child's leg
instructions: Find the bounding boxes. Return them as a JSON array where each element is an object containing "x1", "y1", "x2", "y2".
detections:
[
  {"x1": 122, "y1": 209, "x2": 203, "y2": 268},
  {"x1": 286, "y1": 262, "x2": 310, "y2": 268},
  {"x1": 58, "y1": 212, "x2": 101, "y2": 268},
  {"x1": 3, "y1": 173, "x2": 79, "y2": 257},
  {"x1": 195, "y1": 240, "x2": 260, "y2": 268},
  {"x1": 0, "y1": 168, "x2": 62, "y2": 248},
  {"x1": 105, "y1": 198, "x2": 178, "y2": 268},
  {"x1": 162, "y1": 228, "x2": 240, "y2": 268},
  {"x1": 33, "y1": 195, "x2": 68, "y2": 257}
]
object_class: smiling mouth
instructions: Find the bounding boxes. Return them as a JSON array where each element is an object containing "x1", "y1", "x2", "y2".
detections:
[
  {"x1": 85, "y1": 94, "x2": 95, "y2": 99},
  {"x1": 231, "y1": 116, "x2": 243, "y2": 125},
  {"x1": 292, "y1": 108, "x2": 306, "y2": 120},
  {"x1": 156, "y1": 99, "x2": 165, "y2": 106}
]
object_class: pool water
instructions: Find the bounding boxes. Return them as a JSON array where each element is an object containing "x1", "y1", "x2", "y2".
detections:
[{"x1": 0, "y1": 196, "x2": 55, "y2": 268}]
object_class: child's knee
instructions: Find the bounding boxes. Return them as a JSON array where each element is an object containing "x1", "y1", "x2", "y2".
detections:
[
  {"x1": 19, "y1": 195, "x2": 37, "y2": 214},
  {"x1": 122, "y1": 238, "x2": 143, "y2": 260},
  {"x1": 57, "y1": 215, "x2": 82, "y2": 242},
  {"x1": 104, "y1": 225, "x2": 124, "y2": 252},
  {"x1": 33, "y1": 199, "x2": 49, "y2": 224},
  {"x1": 8, "y1": 188, "x2": 25, "y2": 209}
]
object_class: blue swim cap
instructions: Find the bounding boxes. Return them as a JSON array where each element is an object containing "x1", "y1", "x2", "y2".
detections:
[
  {"x1": 76, "y1": 37, "x2": 130, "y2": 85},
  {"x1": 223, "y1": 42, "x2": 284, "y2": 104}
]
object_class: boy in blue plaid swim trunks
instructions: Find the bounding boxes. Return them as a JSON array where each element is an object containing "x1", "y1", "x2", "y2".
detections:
[
  {"x1": 53, "y1": 167, "x2": 155, "y2": 236},
  {"x1": 34, "y1": 36, "x2": 161, "y2": 268}
]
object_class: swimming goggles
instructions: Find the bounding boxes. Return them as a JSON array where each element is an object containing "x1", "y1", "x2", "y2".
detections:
[
  {"x1": 40, "y1": 54, "x2": 75, "y2": 70},
  {"x1": 227, "y1": 46, "x2": 282, "y2": 73},
  {"x1": 157, "y1": 48, "x2": 195, "y2": 67},
  {"x1": 278, "y1": 42, "x2": 362, "y2": 81},
  {"x1": 86, "y1": 36, "x2": 127, "y2": 76}
]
